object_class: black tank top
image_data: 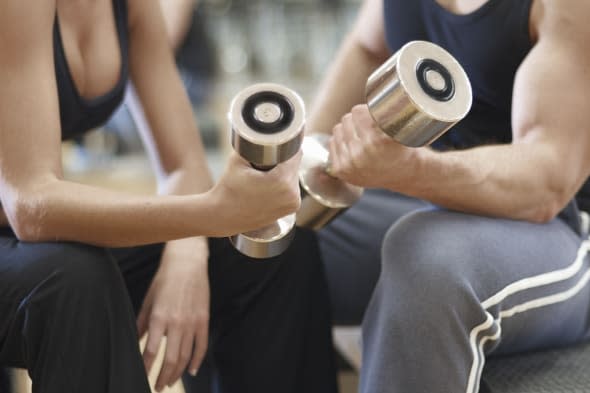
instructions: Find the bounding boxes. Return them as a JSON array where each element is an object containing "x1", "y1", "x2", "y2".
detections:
[
  {"x1": 53, "y1": 0, "x2": 129, "y2": 140},
  {"x1": 383, "y1": 0, "x2": 585, "y2": 232}
]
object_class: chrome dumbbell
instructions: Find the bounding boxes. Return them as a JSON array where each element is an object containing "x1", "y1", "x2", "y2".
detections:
[
  {"x1": 297, "y1": 40, "x2": 473, "y2": 230},
  {"x1": 229, "y1": 83, "x2": 305, "y2": 259}
]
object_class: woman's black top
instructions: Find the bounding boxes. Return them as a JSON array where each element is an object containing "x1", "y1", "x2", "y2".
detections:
[{"x1": 53, "y1": 0, "x2": 129, "y2": 140}]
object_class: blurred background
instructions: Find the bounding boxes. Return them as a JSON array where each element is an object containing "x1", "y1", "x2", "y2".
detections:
[
  {"x1": 63, "y1": 0, "x2": 361, "y2": 185},
  {"x1": 8, "y1": 0, "x2": 363, "y2": 393}
]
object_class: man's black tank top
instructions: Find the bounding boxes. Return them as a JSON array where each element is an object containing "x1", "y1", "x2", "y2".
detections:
[
  {"x1": 383, "y1": 0, "x2": 586, "y2": 232},
  {"x1": 53, "y1": 0, "x2": 129, "y2": 140}
]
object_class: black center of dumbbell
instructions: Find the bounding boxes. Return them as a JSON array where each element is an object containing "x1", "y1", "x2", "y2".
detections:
[
  {"x1": 416, "y1": 59, "x2": 455, "y2": 102},
  {"x1": 242, "y1": 91, "x2": 294, "y2": 134}
]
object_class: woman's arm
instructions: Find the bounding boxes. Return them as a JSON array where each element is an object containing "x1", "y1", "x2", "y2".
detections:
[
  {"x1": 0, "y1": 0, "x2": 300, "y2": 246},
  {"x1": 128, "y1": 0, "x2": 212, "y2": 198},
  {"x1": 125, "y1": 1, "x2": 213, "y2": 386}
]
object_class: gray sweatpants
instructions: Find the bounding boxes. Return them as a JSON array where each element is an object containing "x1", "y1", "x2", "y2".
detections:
[{"x1": 317, "y1": 189, "x2": 590, "y2": 393}]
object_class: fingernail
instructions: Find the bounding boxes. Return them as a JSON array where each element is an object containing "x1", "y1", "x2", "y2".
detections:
[{"x1": 190, "y1": 369, "x2": 197, "y2": 376}]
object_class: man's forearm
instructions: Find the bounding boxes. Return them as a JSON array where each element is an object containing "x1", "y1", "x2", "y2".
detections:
[{"x1": 404, "y1": 142, "x2": 572, "y2": 222}]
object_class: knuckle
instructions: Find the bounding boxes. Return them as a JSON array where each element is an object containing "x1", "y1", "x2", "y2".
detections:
[
  {"x1": 150, "y1": 312, "x2": 165, "y2": 325},
  {"x1": 165, "y1": 357, "x2": 179, "y2": 367},
  {"x1": 351, "y1": 105, "x2": 364, "y2": 115},
  {"x1": 186, "y1": 315, "x2": 199, "y2": 327},
  {"x1": 179, "y1": 352, "x2": 191, "y2": 363},
  {"x1": 195, "y1": 311, "x2": 210, "y2": 325},
  {"x1": 170, "y1": 314, "x2": 184, "y2": 327}
]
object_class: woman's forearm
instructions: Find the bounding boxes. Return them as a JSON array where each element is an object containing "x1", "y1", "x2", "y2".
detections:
[{"x1": 7, "y1": 177, "x2": 225, "y2": 246}]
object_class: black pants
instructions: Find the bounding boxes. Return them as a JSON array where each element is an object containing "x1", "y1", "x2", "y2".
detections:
[
  {"x1": 0, "y1": 227, "x2": 337, "y2": 393},
  {"x1": 0, "y1": 368, "x2": 9, "y2": 393}
]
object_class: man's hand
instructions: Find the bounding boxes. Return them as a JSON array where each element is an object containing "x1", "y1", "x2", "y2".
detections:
[
  {"x1": 137, "y1": 237, "x2": 210, "y2": 392},
  {"x1": 329, "y1": 104, "x2": 418, "y2": 190}
]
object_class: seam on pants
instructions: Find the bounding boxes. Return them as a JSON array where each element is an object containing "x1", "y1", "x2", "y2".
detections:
[{"x1": 465, "y1": 238, "x2": 590, "y2": 393}]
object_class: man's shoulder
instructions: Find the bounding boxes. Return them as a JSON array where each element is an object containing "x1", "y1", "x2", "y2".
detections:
[{"x1": 534, "y1": 0, "x2": 590, "y2": 43}]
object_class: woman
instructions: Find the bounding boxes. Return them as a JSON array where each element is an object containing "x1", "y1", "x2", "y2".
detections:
[{"x1": 0, "y1": 1, "x2": 337, "y2": 392}]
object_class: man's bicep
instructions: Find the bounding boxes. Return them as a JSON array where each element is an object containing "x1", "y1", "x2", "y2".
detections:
[
  {"x1": 353, "y1": 0, "x2": 390, "y2": 61},
  {"x1": 512, "y1": 36, "x2": 590, "y2": 191}
]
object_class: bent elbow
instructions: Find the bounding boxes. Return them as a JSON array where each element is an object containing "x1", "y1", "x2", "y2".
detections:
[
  {"x1": 527, "y1": 204, "x2": 560, "y2": 224},
  {"x1": 526, "y1": 191, "x2": 570, "y2": 224},
  {"x1": 8, "y1": 195, "x2": 50, "y2": 242}
]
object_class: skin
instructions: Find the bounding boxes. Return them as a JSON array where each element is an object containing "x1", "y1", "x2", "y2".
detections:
[
  {"x1": 311, "y1": 0, "x2": 590, "y2": 224},
  {"x1": 0, "y1": 0, "x2": 300, "y2": 390},
  {"x1": 160, "y1": 0, "x2": 196, "y2": 50}
]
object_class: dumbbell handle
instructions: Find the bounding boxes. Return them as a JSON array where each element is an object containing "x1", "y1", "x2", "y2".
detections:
[{"x1": 297, "y1": 133, "x2": 364, "y2": 230}]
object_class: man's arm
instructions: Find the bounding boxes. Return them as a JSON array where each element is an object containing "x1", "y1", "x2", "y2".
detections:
[
  {"x1": 307, "y1": 0, "x2": 390, "y2": 134},
  {"x1": 329, "y1": 0, "x2": 590, "y2": 223},
  {"x1": 159, "y1": 0, "x2": 196, "y2": 50}
]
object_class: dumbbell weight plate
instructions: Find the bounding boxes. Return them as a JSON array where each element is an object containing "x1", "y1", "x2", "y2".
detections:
[
  {"x1": 366, "y1": 40, "x2": 472, "y2": 147},
  {"x1": 230, "y1": 214, "x2": 297, "y2": 258},
  {"x1": 230, "y1": 84, "x2": 305, "y2": 169}
]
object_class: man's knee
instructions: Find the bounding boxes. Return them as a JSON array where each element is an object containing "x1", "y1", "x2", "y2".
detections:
[{"x1": 380, "y1": 210, "x2": 479, "y2": 304}]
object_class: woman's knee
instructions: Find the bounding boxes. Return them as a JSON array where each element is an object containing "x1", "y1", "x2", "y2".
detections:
[{"x1": 29, "y1": 242, "x2": 123, "y2": 300}]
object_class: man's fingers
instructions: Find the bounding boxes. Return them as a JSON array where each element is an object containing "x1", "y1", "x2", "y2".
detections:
[
  {"x1": 341, "y1": 113, "x2": 360, "y2": 142},
  {"x1": 330, "y1": 124, "x2": 350, "y2": 176}
]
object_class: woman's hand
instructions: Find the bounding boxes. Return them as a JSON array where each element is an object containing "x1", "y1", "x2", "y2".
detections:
[
  {"x1": 209, "y1": 150, "x2": 302, "y2": 236},
  {"x1": 329, "y1": 104, "x2": 418, "y2": 190},
  {"x1": 137, "y1": 237, "x2": 210, "y2": 392}
]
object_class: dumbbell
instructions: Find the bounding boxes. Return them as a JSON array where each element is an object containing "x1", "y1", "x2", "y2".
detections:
[
  {"x1": 228, "y1": 83, "x2": 305, "y2": 258},
  {"x1": 297, "y1": 40, "x2": 473, "y2": 230}
]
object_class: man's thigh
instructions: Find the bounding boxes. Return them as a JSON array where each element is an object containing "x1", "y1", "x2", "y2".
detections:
[
  {"x1": 380, "y1": 208, "x2": 590, "y2": 355},
  {"x1": 317, "y1": 189, "x2": 428, "y2": 324}
]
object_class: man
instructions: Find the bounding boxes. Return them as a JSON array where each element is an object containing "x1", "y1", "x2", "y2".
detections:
[{"x1": 309, "y1": 0, "x2": 590, "y2": 392}]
